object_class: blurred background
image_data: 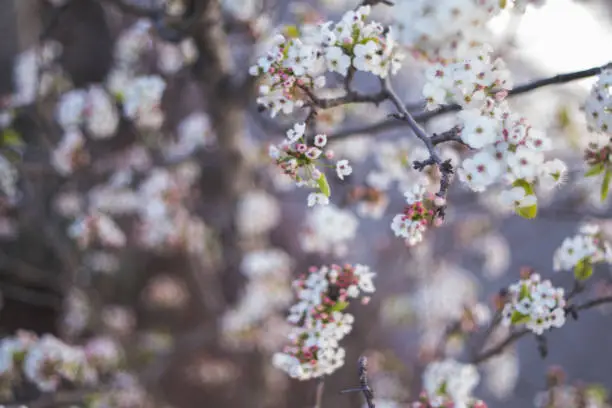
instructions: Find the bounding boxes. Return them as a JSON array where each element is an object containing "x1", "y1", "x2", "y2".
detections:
[{"x1": 0, "y1": 0, "x2": 612, "y2": 407}]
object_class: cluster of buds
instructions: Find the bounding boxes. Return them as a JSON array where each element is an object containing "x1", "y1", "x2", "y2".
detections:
[
  {"x1": 269, "y1": 122, "x2": 352, "y2": 206},
  {"x1": 501, "y1": 270, "x2": 566, "y2": 335},
  {"x1": 391, "y1": 183, "x2": 444, "y2": 246},
  {"x1": 584, "y1": 134, "x2": 612, "y2": 169},
  {"x1": 272, "y1": 264, "x2": 375, "y2": 380}
]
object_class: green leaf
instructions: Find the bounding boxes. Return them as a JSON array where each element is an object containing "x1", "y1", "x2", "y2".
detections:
[
  {"x1": 517, "y1": 203, "x2": 538, "y2": 219},
  {"x1": 585, "y1": 163, "x2": 606, "y2": 177},
  {"x1": 114, "y1": 91, "x2": 124, "y2": 103},
  {"x1": 1, "y1": 128, "x2": 23, "y2": 147},
  {"x1": 512, "y1": 179, "x2": 535, "y2": 195},
  {"x1": 519, "y1": 283, "x2": 530, "y2": 300},
  {"x1": 511, "y1": 310, "x2": 530, "y2": 325},
  {"x1": 499, "y1": 0, "x2": 508, "y2": 8},
  {"x1": 330, "y1": 301, "x2": 349, "y2": 312},
  {"x1": 512, "y1": 179, "x2": 538, "y2": 219},
  {"x1": 586, "y1": 384, "x2": 608, "y2": 404},
  {"x1": 317, "y1": 173, "x2": 331, "y2": 197},
  {"x1": 284, "y1": 25, "x2": 300, "y2": 38},
  {"x1": 574, "y1": 257, "x2": 593, "y2": 281},
  {"x1": 437, "y1": 382, "x2": 447, "y2": 396},
  {"x1": 557, "y1": 105, "x2": 571, "y2": 129},
  {"x1": 602, "y1": 170, "x2": 612, "y2": 201}
]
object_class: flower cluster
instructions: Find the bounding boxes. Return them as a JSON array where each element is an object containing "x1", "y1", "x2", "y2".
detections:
[
  {"x1": 236, "y1": 190, "x2": 281, "y2": 237},
  {"x1": 270, "y1": 122, "x2": 352, "y2": 205},
  {"x1": 9, "y1": 41, "x2": 63, "y2": 107},
  {"x1": 420, "y1": 47, "x2": 567, "y2": 216},
  {"x1": 65, "y1": 162, "x2": 206, "y2": 253},
  {"x1": 221, "y1": 249, "x2": 294, "y2": 350},
  {"x1": 55, "y1": 86, "x2": 120, "y2": 140},
  {"x1": 156, "y1": 38, "x2": 199, "y2": 75},
  {"x1": 501, "y1": 272, "x2": 566, "y2": 335},
  {"x1": 0, "y1": 331, "x2": 122, "y2": 393},
  {"x1": 582, "y1": 88, "x2": 612, "y2": 200},
  {"x1": 299, "y1": 204, "x2": 359, "y2": 257},
  {"x1": 273, "y1": 264, "x2": 375, "y2": 380},
  {"x1": 391, "y1": 183, "x2": 443, "y2": 246},
  {"x1": 163, "y1": 112, "x2": 215, "y2": 161},
  {"x1": 423, "y1": 46, "x2": 512, "y2": 113},
  {"x1": 250, "y1": 6, "x2": 404, "y2": 117},
  {"x1": 553, "y1": 224, "x2": 612, "y2": 279},
  {"x1": 585, "y1": 67, "x2": 612, "y2": 135},
  {"x1": 414, "y1": 359, "x2": 485, "y2": 408},
  {"x1": 68, "y1": 210, "x2": 127, "y2": 249},
  {"x1": 395, "y1": 0, "x2": 543, "y2": 62},
  {"x1": 122, "y1": 75, "x2": 167, "y2": 130},
  {"x1": 135, "y1": 165, "x2": 203, "y2": 250},
  {"x1": 0, "y1": 155, "x2": 17, "y2": 201},
  {"x1": 534, "y1": 370, "x2": 611, "y2": 408}
]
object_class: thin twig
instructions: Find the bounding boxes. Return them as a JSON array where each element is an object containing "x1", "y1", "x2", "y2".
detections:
[
  {"x1": 98, "y1": 0, "x2": 158, "y2": 18},
  {"x1": 300, "y1": 84, "x2": 388, "y2": 110},
  {"x1": 358, "y1": 356, "x2": 375, "y2": 408},
  {"x1": 472, "y1": 328, "x2": 529, "y2": 365},
  {"x1": 472, "y1": 294, "x2": 612, "y2": 364},
  {"x1": 313, "y1": 377, "x2": 325, "y2": 408},
  {"x1": 384, "y1": 76, "x2": 455, "y2": 214},
  {"x1": 575, "y1": 295, "x2": 612, "y2": 312}
]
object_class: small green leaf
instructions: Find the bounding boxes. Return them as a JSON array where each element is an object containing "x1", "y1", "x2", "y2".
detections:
[
  {"x1": 284, "y1": 25, "x2": 300, "y2": 38},
  {"x1": 519, "y1": 283, "x2": 530, "y2": 300},
  {"x1": 317, "y1": 173, "x2": 331, "y2": 197},
  {"x1": 574, "y1": 257, "x2": 593, "y2": 281},
  {"x1": 517, "y1": 203, "x2": 538, "y2": 219},
  {"x1": 2, "y1": 128, "x2": 23, "y2": 147},
  {"x1": 438, "y1": 382, "x2": 448, "y2": 395},
  {"x1": 585, "y1": 163, "x2": 606, "y2": 177},
  {"x1": 602, "y1": 170, "x2": 612, "y2": 201},
  {"x1": 330, "y1": 301, "x2": 349, "y2": 312},
  {"x1": 114, "y1": 92, "x2": 124, "y2": 103},
  {"x1": 512, "y1": 179, "x2": 537, "y2": 218},
  {"x1": 512, "y1": 179, "x2": 535, "y2": 195},
  {"x1": 586, "y1": 384, "x2": 608, "y2": 404},
  {"x1": 557, "y1": 105, "x2": 571, "y2": 128},
  {"x1": 511, "y1": 310, "x2": 530, "y2": 325},
  {"x1": 499, "y1": 0, "x2": 508, "y2": 8}
]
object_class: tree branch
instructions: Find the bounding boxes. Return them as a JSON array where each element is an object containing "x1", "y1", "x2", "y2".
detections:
[
  {"x1": 329, "y1": 62, "x2": 612, "y2": 141},
  {"x1": 471, "y1": 293, "x2": 612, "y2": 365},
  {"x1": 98, "y1": 0, "x2": 158, "y2": 18}
]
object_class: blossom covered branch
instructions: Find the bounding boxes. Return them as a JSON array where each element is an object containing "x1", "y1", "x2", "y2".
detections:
[{"x1": 330, "y1": 61, "x2": 612, "y2": 140}]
